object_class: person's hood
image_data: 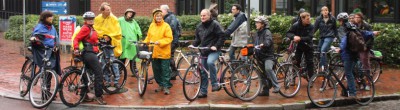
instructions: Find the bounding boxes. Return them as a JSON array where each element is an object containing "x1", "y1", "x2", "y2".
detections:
[{"x1": 152, "y1": 13, "x2": 165, "y2": 26}]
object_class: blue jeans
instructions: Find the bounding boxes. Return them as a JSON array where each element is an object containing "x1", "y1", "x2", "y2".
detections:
[
  {"x1": 102, "y1": 49, "x2": 121, "y2": 84},
  {"x1": 261, "y1": 60, "x2": 280, "y2": 92},
  {"x1": 229, "y1": 46, "x2": 237, "y2": 60},
  {"x1": 200, "y1": 51, "x2": 220, "y2": 94},
  {"x1": 318, "y1": 37, "x2": 334, "y2": 67},
  {"x1": 344, "y1": 59, "x2": 357, "y2": 96}
]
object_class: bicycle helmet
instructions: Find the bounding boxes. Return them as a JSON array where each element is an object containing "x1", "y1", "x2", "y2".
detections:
[
  {"x1": 83, "y1": 11, "x2": 95, "y2": 19},
  {"x1": 254, "y1": 15, "x2": 268, "y2": 24},
  {"x1": 337, "y1": 12, "x2": 349, "y2": 20}
]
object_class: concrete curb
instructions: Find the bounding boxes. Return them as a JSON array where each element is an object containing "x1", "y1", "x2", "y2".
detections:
[{"x1": 2, "y1": 91, "x2": 400, "y2": 109}]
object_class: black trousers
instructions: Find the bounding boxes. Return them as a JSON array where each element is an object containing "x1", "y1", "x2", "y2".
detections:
[
  {"x1": 294, "y1": 44, "x2": 314, "y2": 78},
  {"x1": 82, "y1": 52, "x2": 104, "y2": 97}
]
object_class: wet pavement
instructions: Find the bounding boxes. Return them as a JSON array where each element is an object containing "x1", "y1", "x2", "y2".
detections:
[{"x1": 1, "y1": 33, "x2": 400, "y2": 108}]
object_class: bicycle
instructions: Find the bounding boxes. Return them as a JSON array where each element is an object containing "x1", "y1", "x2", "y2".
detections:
[
  {"x1": 307, "y1": 57, "x2": 375, "y2": 108},
  {"x1": 19, "y1": 46, "x2": 40, "y2": 97},
  {"x1": 174, "y1": 40, "x2": 196, "y2": 81},
  {"x1": 97, "y1": 39, "x2": 127, "y2": 94},
  {"x1": 28, "y1": 43, "x2": 60, "y2": 109},
  {"x1": 59, "y1": 56, "x2": 115, "y2": 107},
  {"x1": 183, "y1": 47, "x2": 242, "y2": 101}
]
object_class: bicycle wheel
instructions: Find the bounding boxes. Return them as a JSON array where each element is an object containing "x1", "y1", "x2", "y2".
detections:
[
  {"x1": 370, "y1": 59, "x2": 382, "y2": 83},
  {"x1": 177, "y1": 55, "x2": 194, "y2": 81},
  {"x1": 20, "y1": 58, "x2": 38, "y2": 97},
  {"x1": 103, "y1": 60, "x2": 127, "y2": 94},
  {"x1": 137, "y1": 61, "x2": 148, "y2": 97},
  {"x1": 355, "y1": 73, "x2": 375, "y2": 105},
  {"x1": 230, "y1": 64, "x2": 262, "y2": 101},
  {"x1": 59, "y1": 68, "x2": 86, "y2": 107},
  {"x1": 329, "y1": 55, "x2": 345, "y2": 84},
  {"x1": 276, "y1": 63, "x2": 301, "y2": 98},
  {"x1": 29, "y1": 70, "x2": 59, "y2": 109},
  {"x1": 183, "y1": 64, "x2": 201, "y2": 101},
  {"x1": 220, "y1": 62, "x2": 240, "y2": 98},
  {"x1": 307, "y1": 73, "x2": 337, "y2": 108}
]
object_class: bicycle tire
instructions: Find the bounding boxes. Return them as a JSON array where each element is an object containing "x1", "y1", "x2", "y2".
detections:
[
  {"x1": 276, "y1": 63, "x2": 301, "y2": 98},
  {"x1": 177, "y1": 55, "x2": 194, "y2": 81},
  {"x1": 29, "y1": 70, "x2": 59, "y2": 109},
  {"x1": 220, "y1": 63, "x2": 237, "y2": 98},
  {"x1": 103, "y1": 60, "x2": 127, "y2": 94},
  {"x1": 20, "y1": 58, "x2": 36, "y2": 97},
  {"x1": 138, "y1": 61, "x2": 148, "y2": 97},
  {"x1": 355, "y1": 73, "x2": 375, "y2": 105},
  {"x1": 370, "y1": 59, "x2": 382, "y2": 83},
  {"x1": 307, "y1": 73, "x2": 337, "y2": 108},
  {"x1": 59, "y1": 68, "x2": 86, "y2": 107},
  {"x1": 230, "y1": 64, "x2": 262, "y2": 101},
  {"x1": 183, "y1": 64, "x2": 201, "y2": 101}
]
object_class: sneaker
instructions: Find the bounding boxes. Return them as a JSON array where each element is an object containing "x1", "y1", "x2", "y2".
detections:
[
  {"x1": 155, "y1": 86, "x2": 163, "y2": 92},
  {"x1": 211, "y1": 85, "x2": 221, "y2": 92},
  {"x1": 104, "y1": 83, "x2": 111, "y2": 87},
  {"x1": 83, "y1": 95, "x2": 93, "y2": 102},
  {"x1": 95, "y1": 97, "x2": 107, "y2": 105},
  {"x1": 114, "y1": 83, "x2": 120, "y2": 88},
  {"x1": 272, "y1": 87, "x2": 280, "y2": 93},
  {"x1": 164, "y1": 87, "x2": 170, "y2": 95},
  {"x1": 365, "y1": 85, "x2": 371, "y2": 91},
  {"x1": 198, "y1": 92, "x2": 207, "y2": 98}
]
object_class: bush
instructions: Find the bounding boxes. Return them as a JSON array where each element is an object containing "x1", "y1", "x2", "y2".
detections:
[{"x1": 371, "y1": 23, "x2": 400, "y2": 67}]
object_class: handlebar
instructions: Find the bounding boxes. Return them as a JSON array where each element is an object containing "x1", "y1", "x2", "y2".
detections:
[{"x1": 188, "y1": 46, "x2": 209, "y2": 50}]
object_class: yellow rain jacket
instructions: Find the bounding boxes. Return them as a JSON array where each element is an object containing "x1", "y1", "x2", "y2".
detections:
[
  {"x1": 93, "y1": 13, "x2": 123, "y2": 57},
  {"x1": 143, "y1": 15, "x2": 173, "y2": 59}
]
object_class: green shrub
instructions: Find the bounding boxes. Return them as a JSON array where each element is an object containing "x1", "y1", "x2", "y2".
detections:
[{"x1": 371, "y1": 23, "x2": 400, "y2": 67}]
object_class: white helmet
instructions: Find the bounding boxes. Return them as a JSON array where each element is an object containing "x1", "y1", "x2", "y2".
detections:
[
  {"x1": 83, "y1": 11, "x2": 95, "y2": 19},
  {"x1": 337, "y1": 12, "x2": 349, "y2": 20},
  {"x1": 254, "y1": 15, "x2": 268, "y2": 24}
]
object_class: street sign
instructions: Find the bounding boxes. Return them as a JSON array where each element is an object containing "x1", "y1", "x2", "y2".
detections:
[
  {"x1": 42, "y1": 1, "x2": 68, "y2": 14},
  {"x1": 59, "y1": 16, "x2": 76, "y2": 45}
]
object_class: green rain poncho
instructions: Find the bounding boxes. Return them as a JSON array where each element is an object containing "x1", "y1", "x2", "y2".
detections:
[{"x1": 118, "y1": 17, "x2": 142, "y2": 60}]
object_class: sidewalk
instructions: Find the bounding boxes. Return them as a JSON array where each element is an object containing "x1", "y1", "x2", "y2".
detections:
[{"x1": 1, "y1": 33, "x2": 400, "y2": 109}]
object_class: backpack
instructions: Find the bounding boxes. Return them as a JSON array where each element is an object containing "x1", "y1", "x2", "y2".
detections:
[{"x1": 347, "y1": 29, "x2": 367, "y2": 52}]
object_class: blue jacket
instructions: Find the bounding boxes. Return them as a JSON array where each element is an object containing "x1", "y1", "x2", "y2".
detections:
[
  {"x1": 340, "y1": 30, "x2": 374, "y2": 60},
  {"x1": 32, "y1": 22, "x2": 59, "y2": 47}
]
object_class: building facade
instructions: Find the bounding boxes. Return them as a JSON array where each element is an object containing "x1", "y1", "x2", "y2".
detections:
[{"x1": 0, "y1": 0, "x2": 399, "y2": 23}]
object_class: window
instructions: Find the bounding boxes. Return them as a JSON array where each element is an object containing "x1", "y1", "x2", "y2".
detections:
[
  {"x1": 316, "y1": 0, "x2": 331, "y2": 15},
  {"x1": 373, "y1": 0, "x2": 395, "y2": 18},
  {"x1": 293, "y1": 0, "x2": 312, "y2": 16},
  {"x1": 177, "y1": 0, "x2": 200, "y2": 15},
  {"x1": 223, "y1": 0, "x2": 238, "y2": 14},
  {"x1": 275, "y1": 0, "x2": 287, "y2": 15},
  {"x1": 2, "y1": 0, "x2": 5, "y2": 10},
  {"x1": 347, "y1": 0, "x2": 367, "y2": 14}
]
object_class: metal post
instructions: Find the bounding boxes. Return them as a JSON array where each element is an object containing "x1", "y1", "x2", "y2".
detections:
[
  {"x1": 247, "y1": 0, "x2": 250, "y2": 37},
  {"x1": 23, "y1": 0, "x2": 26, "y2": 56}
]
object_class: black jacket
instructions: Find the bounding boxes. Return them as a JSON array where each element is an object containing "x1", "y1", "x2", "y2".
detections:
[
  {"x1": 254, "y1": 28, "x2": 274, "y2": 61},
  {"x1": 225, "y1": 12, "x2": 247, "y2": 36},
  {"x1": 193, "y1": 20, "x2": 226, "y2": 55},
  {"x1": 313, "y1": 14, "x2": 338, "y2": 38},
  {"x1": 286, "y1": 22, "x2": 314, "y2": 48},
  {"x1": 164, "y1": 12, "x2": 179, "y2": 44}
]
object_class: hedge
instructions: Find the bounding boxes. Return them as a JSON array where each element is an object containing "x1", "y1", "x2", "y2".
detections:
[{"x1": 5, "y1": 14, "x2": 400, "y2": 66}]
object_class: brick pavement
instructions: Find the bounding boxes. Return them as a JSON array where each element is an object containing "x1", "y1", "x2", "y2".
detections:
[{"x1": 1, "y1": 33, "x2": 400, "y2": 107}]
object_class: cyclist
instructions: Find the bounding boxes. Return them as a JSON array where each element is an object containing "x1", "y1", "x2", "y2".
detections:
[
  {"x1": 160, "y1": 5, "x2": 181, "y2": 80},
  {"x1": 144, "y1": 9, "x2": 173, "y2": 95},
  {"x1": 93, "y1": 2, "x2": 122, "y2": 88},
  {"x1": 188, "y1": 9, "x2": 226, "y2": 98},
  {"x1": 30, "y1": 11, "x2": 61, "y2": 99},
  {"x1": 253, "y1": 16, "x2": 280, "y2": 96},
  {"x1": 336, "y1": 12, "x2": 379, "y2": 99},
  {"x1": 225, "y1": 4, "x2": 248, "y2": 61},
  {"x1": 313, "y1": 6, "x2": 338, "y2": 72},
  {"x1": 73, "y1": 11, "x2": 107, "y2": 105},
  {"x1": 286, "y1": 12, "x2": 315, "y2": 79},
  {"x1": 118, "y1": 8, "x2": 142, "y2": 77}
]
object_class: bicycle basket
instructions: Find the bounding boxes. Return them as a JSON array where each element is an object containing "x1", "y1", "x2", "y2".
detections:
[
  {"x1": 241, "y1": 44, "x2": 254, "y2": 56},
  {"x1": 138, "y1": 51, "x2": 152, "y2": 59}
]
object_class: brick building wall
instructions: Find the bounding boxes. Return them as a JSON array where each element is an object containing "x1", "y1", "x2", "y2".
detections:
[{"x1": 90, "y1": 0, "x2": 176, "y2": 17}]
